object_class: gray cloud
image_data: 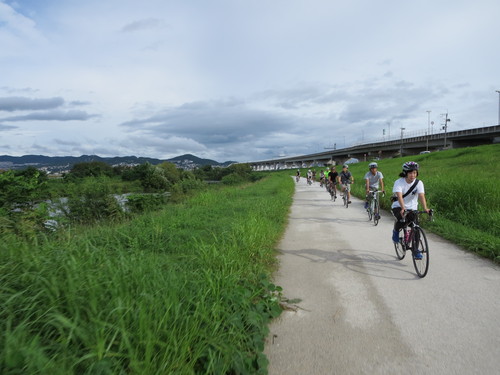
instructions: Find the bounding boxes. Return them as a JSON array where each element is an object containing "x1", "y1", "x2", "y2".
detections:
[
  {"x1": 54, "y1": 139, "x2": 81, "y2": 146},
  {"x1": 121, "y1": 18, "x2": 169, "y2": 33},
  {"x1": 0, "y1": 87, "x2": 39, "y2": 94},
  {"x1": 69, "y1": 100, "x2": 92, "y2": 106},
  {"x1": 1, "y1": 110, "x2": 98, "y2": 122},
  {"x1": 0, "y1": 97, "x2": 64, "y2": 112},
  {"x1": 0, "y1": 123, "x2": 17, "y2": 131},
  {"x1": 121, "y1": 100, "x2": 298, "y2": 146}
]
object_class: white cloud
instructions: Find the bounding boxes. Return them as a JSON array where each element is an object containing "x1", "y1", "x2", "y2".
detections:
[{"x1": 0, "y1": 0, "x2": 499, "y2": 161}]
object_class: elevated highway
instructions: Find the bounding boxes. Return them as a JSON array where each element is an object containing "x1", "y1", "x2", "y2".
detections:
[{"x1": 251, "y1": 125, "x2": 500, "y2": 170}]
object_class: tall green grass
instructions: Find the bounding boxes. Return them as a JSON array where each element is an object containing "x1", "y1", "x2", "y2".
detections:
[
  {"x1": 0, "y1": 174, "x2": 294, "y2": 374},
  {"x1": 347, "y1": 144, "x2": 500, "y2": 261}
]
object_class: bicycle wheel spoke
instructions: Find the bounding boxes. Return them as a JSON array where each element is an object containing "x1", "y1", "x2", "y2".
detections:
[{"x1": 412, "y1": 227, "x2": 429, "y2": 277}]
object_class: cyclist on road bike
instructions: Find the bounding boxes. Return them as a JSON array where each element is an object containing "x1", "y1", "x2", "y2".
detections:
[
  {"x1": 364, "y1": 162, "x2": 385, "y2": 209},
  {"x1": 327, "y1": 166, "x2": 339, "y2": 199},
  {"x1": 391, "y1": 161, "x2": 430, "y2": 258},
  {"x1": 338, "y1": 164, "x2": 354, "y2": 203},
  {"x1": 296, "y1": 169, "x2": 300, "y2": 181},
  {"x1": 319, "y1": 170, "x2": 325, "y2": 187}
]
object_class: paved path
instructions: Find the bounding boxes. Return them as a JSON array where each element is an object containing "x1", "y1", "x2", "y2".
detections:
[{"x1": 264, "y1": 178, "x2": 500, "y2": 375}]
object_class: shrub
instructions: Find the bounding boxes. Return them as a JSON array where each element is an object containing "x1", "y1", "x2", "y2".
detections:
[
  {"x1": 126, "y1": 193, "x2": 169, "y2": 213},
  {"x1": 68, "y1": 161, "x2": 115, "y2": 178},
  {"x1": 140, "y1": 164, "x2": 171, "y2": 192},
  {"x1": 177, "y1": 177, "x2": 207, "y2": 193},
  {"x1": 66, "y1": 177, "x2": 124, "y2": 223},
  {"x1": 221, "y1": 173, "x2": 245, "y2": 185}
]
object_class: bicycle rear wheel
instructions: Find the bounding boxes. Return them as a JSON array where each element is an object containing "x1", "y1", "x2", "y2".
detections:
[
  {"x1": 412, "y1": 227, "x2": 429, "y2": 277},
  {"x1": 394, "y1": 229, "x2": 405, "y2": 260}
]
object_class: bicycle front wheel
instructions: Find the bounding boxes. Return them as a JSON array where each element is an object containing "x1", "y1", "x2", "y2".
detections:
[
  {"x1": 373, "y1": 199, "x2": 380, "y2": 226},
  {"x1": 394, "y1": 229, "x2": 405, "y2": 260},
  {"x1": 412, "y1": 227, "x2": 429, "y2": 278}
]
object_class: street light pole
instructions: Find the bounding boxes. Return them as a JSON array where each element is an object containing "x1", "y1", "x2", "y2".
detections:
[
  {"x1": 496, "y1": 90, "x2": 500, "y2": 125},
  {"x1": 400, "y1": 127, "x2": 405, "y2": 156},
  {"x1": 442, "y1": 113, "x2": 451, "y2": 149},
  {"x1": 426, "y1": 110, "x2": 431, "y2": 151}
]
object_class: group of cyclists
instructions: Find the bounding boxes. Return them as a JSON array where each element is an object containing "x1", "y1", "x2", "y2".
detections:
[{"x1": 295, "y1": 161, "x2": 431, "y2": 257}]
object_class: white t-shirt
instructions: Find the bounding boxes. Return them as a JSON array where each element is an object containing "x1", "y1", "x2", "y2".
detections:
[{"x1": 391, "y1": 177, "x2": 425, "y2": 210}]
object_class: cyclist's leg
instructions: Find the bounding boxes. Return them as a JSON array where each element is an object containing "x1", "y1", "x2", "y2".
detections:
[{"x1": 391, "y1": 207, "x2": 405, "y2": 242}]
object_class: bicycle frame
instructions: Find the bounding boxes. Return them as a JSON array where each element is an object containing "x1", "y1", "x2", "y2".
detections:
[
  {"x1": 341, "y1": 182, "x2": 351, "y2": 208},
  {"x1": 367, "y1": 190, "x2": 383, "y2": 225}
]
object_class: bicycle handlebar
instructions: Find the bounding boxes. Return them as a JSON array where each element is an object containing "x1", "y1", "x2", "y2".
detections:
[{"x1": 399, "y1": 209, "x2": 434, "y2": 222}]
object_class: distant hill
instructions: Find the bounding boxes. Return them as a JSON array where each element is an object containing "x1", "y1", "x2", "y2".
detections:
[{"x1": 0, "y1": 153, "x2": 238, "y2": 173}]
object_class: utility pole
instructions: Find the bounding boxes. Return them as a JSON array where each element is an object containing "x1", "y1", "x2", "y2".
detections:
[
  {"x1": 426, "y1": 110, "x2": 431, "y2": 151},
  {"x1": 400, "y1": 127, "x2": 405, "y2": 156},
  {"x1": 442, "y1": 113, "x2": 451, "y2": 149}
]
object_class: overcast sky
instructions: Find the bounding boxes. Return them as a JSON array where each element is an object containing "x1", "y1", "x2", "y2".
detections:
[{"x1": 1, "y1": 0, "x2": 499, "y2": 162}]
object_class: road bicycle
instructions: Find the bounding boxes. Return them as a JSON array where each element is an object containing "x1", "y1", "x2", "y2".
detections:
[
  {"x1": 296, "y1": 175, "x2": 300, "y2": 183},
  {"x1": 394, "y1": 209, "x2": 434, "y2": 278},
  {"x1": 366, "y1": 190, "x2": 384, "y2": 225},
  {"x1": 341, "y1": 182, "x2": 352, "y2": 208}
]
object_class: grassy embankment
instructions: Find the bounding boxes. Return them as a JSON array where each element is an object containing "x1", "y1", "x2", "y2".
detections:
[
  {"x1": 344, "y1": 144, "x2": 499, "y2": 262},
  {"x1": 0, "y1": 174, "x2": 294, "y2": 374}
]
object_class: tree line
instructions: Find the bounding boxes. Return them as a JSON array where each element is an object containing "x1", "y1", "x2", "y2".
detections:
[{"x1": 0, "y1": 161, "x2": 256, "y2": 237}]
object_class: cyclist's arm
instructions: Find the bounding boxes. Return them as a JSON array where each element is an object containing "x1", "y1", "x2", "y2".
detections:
[
  {"x1": 396, "y1": 192, "x2": 405, "y2": 214},
  {"x1": 365, "y1": 178, "x2": 370, "y2": 194},
  {"x1": 418, "y1": 193, "x2": 430, "y2": 213},
  {"x1": 380, "y1": 178, "x2": 385, "y2": 193}
]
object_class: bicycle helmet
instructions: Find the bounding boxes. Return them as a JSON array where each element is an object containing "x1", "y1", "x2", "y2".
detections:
[
  {"x1": 342, "y1": 164, "x2": 348, "y2": 169},
  {"x1": 402, "y1": 161, "x2": 419, "y2": 172},
  {"x1": 368, "y1": 162, "x2": 378, "y2": 169}
]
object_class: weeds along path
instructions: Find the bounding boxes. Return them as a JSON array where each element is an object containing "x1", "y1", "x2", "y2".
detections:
[{"x1": 264, "y1": 177, "x2": 500, "y2": 375}]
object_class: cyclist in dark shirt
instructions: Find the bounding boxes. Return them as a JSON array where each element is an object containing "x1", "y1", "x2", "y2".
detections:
[{"x1": 327, "y1": 166, "x2": 339, "y2": 198}]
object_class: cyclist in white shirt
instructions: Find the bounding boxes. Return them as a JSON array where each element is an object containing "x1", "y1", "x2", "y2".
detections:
[
  {"x1": 391, "y1": 162, "x2": 430, "y2": 249},
  {"x1": 364, "y1": 162, "x2": 385, "y2": 209}
]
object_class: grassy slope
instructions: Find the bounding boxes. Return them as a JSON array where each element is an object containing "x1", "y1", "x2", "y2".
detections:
[
  {"x1": 345, "y1": 144, "x2": 500, "y2": 261},
  {"x1": 0, "y1": 174, "x2": 294, "y2": 374}
]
